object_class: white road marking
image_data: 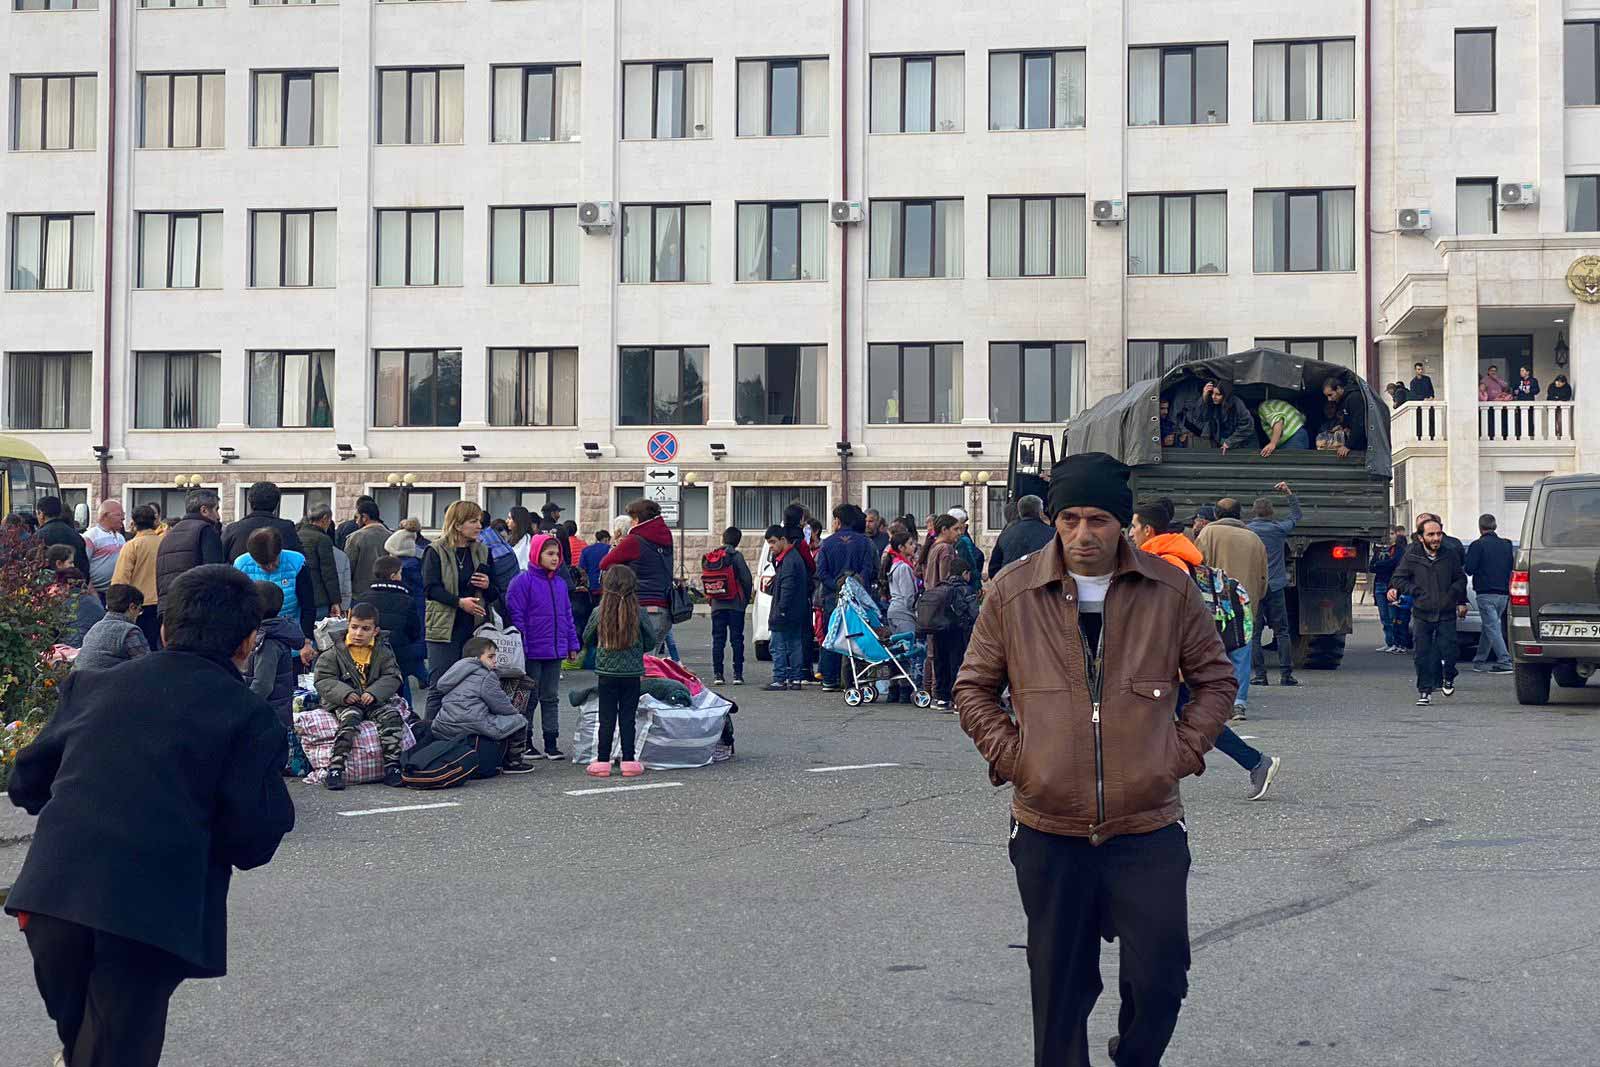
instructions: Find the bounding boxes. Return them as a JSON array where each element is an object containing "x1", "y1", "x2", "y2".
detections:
[
  {"x1": 807, "y1": 762, "x2": 902, "y2": 773},
  {"x1": 336, "y1": 802, "x2": 461, "y2": 817},
  {"x1": 564, "y1": 781, "x2": 684, "y2": 797},
  {"x1": 1237, "y1": 735, "x2": 1258, "y2": 741}
]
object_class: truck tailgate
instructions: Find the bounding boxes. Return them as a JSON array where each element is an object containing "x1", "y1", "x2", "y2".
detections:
[{"x1": 1129, "y1": 448, "x2": 1390, "y2": 544}]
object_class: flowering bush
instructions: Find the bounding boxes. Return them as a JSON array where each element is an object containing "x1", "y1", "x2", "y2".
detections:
[{"x1": 0, "y1": 526, "x2": 73, "y2": 789}]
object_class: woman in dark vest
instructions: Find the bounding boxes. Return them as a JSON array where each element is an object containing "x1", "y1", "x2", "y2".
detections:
[
  {"x1": 599, "y1": 498, "x2": 675, "y2": 651},
  {"x1": 423, "y1": 500, "x2": 497, "y2": 720}
]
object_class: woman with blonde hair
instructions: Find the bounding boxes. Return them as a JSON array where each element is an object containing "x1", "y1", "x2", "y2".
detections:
[{"x1": 422, "y1": 500, "x2": 496, "y2": 719}]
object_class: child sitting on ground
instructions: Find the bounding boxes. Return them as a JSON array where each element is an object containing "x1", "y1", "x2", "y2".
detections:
[
  {"x1": 246, "y1": 581, "x2": 308, "y2": 730},
  {"x1": 313, "y1": 602, "x2": 404, "y2": 790},
  {"x1": 72, "y1": 583, "x2": 150, "y2": 672},
  {"x1": 430, "y1": 636, "x2": 535, "y2": 774},
  {"x1": 581, "y1": 566, "x2": 658, "y2": 778}
]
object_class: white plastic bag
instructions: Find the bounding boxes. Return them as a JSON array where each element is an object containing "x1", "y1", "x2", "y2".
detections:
[
  {"x1": 313, "y1": 616, "x2": 347, "y2": 653},
  {"x1": 569, "y1": 687, "x2": 731, "y2": 769},
  {"x1": 474, "y1": 611, "x2": 526, "y2": 678}
]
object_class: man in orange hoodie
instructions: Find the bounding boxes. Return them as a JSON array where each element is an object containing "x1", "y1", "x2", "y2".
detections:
[{"x1": 1130, "y1": 499, "x2": 1282, "y2": 801}]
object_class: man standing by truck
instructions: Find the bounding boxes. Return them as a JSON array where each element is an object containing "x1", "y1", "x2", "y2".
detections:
[{"x1": 1245, "y1": 481, "x2": 1302, "y2": 688}]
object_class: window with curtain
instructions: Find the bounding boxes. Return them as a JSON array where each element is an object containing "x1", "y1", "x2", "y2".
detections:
[
  {"x1": 252, "y1": 70, "x2": 337, "y2": 147},
  {"x1": 247, "y1": 350, "x2": 334, "y2": 428},
  {"x1": 12, "y1": 74, "x2": 96, "y2": 151},
  {"x1": 490, "y1": 206, "x2": 578, "y2": 284},
  {"x1": 1567, "y1": 175, "x2": 1600, "y2": 231},
  {"x1": 250, "y1": 0, "x2": 335, "y2": 5},
  {"x1": 737, "y1": 57, "x2": 828, "y2": 136},
  {"x1": 377, "y1": 67, "x2": 464, "y2": 145},
  {"x1": 615, "y1": 485, "x2": 709, "y2": 530},
  {"x1": 731, "y1": 486, "x2": 826, "y2": 531},
  {"x1": 734, "y1": 344, "x2": 823, "y2": 425},
  {"x1": 9, "y1": 213, "x2": 93, "y2": 290},
  {"x1": 133, "y1": 351, "x2": 221, "y2": 429},
  {"x1": 867, "y1": 486, "x2": 964, "y2": 523},
  {"x1": 867, "y1": 343, "x2": 962, "y2": 424},
  {"x1": 132, "y1": 488, "x2": 211, "y2": 519},
  {"x1": 618, "y1": 346, "x2": 708, "y2": 426},
  {"x1": 1253, "y1": 189, "x2": 1355, "y2": 272},
  {"x1": 736, "y1": 202, "x2": 828, "y2": 281},
  {"x1": 1127, "y1": 192, "x2": 1226, "y2": 275},
  {"x1": 869, "y1": 53, "x2": 964, "y2": 133},
  {"x1": 138, "y1": 0, "x2": 223, "y2": 6},
  {"x1": 485, "y1": 487, "x2": 577, "y2": 523},
  {"x1": 1455, "y1": 179, "x2": 1497, "y2": 235},
  {"x1": 374, "y1": 208, "x2": 463, "y2": 286},
  {"x1": 988, "y1": 196, "x2": 1085, "y2": 278},
  {"x1": 267, "y1": 489, "x2": 333, "y2": 525},
  {"x1": 1454, "y1": 30, "x2": 1495, "y2": 113},
  {"x1": 989, "y1": 50, "x2": 1085, "y2": 130},
  {"x1": 1566, "y1": 22, "x2": 1600, "y2": 105},
  {"x1": 869, "y1": 199, "x2": 963, "y2": 278},
  {"x1": 1128, "y1": 45, "x2": 1227, "y2": 125},
  {"x1": 16, "y1": 1, "x2": 99, "y2": 8},
  {"x1": 372, "y1": 487, "x2": 462, "y2": 531},
  {"x1": 249, "y1": 209, "x2": 335, "y2": 287},
  {"x1": 620, "y1": 204, "x2": 710, "y2": 282},
  {"x1": 373, "y1": 349, "x2": 462, "y2": 427},
  {"x1": 491, "y1": 64, "x2": 581, "y2": 143},
  {"x1": 990, "y1": 342, "x2": 1083, "y2": 422},
  {"x1": 1254, "y1": 337, "x2": 1357, "y2": 369},
  {"x1": 488, "y1": 348, "x2": 578, "y2": 426},
  {"x1": 1253, "y1": 39, "x2": 1355, "y2": 121},
  {"x1": 139, "y1": 72, "x2": 225, "y2": 148},
  {"x1": 622, "y1": 61, "x2": 713, "y2": 139},
  {"x1": 1126, "y1": 340, "x2": 1225, "y2": 382},
  {"x1": 135, "y1": 211, "x2": 222, "y2": 288},
  {"x1": 6, "y1": 352, "x2": 91, "y2": 429}
]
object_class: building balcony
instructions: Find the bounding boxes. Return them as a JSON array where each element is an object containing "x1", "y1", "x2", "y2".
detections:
[{"x1": 1390, "y1": 400, "x2": 1577, "y2": 458}]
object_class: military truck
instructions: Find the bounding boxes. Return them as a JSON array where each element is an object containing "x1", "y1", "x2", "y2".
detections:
[{"x1": 1007, "y1": 348, "x2": 1393, "y2": 670}]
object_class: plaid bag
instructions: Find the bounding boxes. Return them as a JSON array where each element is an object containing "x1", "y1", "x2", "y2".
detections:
[{"x1": 294, "y1": 695, "x2": 417, "y2": 785}]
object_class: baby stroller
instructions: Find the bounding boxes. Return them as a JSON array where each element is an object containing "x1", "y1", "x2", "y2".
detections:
[{"x1": 822, "y1": 578, "x2": 932, "y2": 708}]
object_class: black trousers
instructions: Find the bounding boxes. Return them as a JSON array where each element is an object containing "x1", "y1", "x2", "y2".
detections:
[
  {"x1": 1412, "y1": 614, "x2": 1458, "y2": 692},
  {"x1": 596, "y1": 674, "x2": 641, "y2": 762},
  {"x1": 932, "y1": 627, "x2": 970, "y2": 702},
  {"x1": 135, "y1": 604, "x2": 162, "y2": 651},
  {"x1": 22, "y1": 912, "x2": 189, "y2": 1067},
  {"x1": 1010, "y1": 822, "x2": 1192, "y2": 1067}
]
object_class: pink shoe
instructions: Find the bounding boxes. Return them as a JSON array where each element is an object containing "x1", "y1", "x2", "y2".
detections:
[
  {"x1": 586, "y1": 761, "x2": 611, "y2": 778},
  {"x1": 620, "y1": 760, "x2": 644, "y2": 777}
]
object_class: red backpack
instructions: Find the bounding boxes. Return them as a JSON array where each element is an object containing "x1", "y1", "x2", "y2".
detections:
[{"x1": 700, "y1": 547, "x2": 741, "y2": 602}]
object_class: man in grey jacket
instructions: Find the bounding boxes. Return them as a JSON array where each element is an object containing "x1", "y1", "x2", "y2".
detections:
[
  {"x1": 1244, "y1": 481, "x2": 1302, "y2": 687},
  {"x1": 343, "y1": 499, "x2": 391, "y2": 603}
]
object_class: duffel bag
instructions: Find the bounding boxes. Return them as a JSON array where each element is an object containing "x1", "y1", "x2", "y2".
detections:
[{"x1": 401, "y1": 738, "x2": 479, "y2": 790}]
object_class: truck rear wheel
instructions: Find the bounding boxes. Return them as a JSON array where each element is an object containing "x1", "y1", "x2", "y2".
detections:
[
  {"x1": 1516, "y1": 664, "x2": 1552, "y2": 705},
  {"x1": 1293, "y1": 634, "x2": 1346, "y2": 670}
]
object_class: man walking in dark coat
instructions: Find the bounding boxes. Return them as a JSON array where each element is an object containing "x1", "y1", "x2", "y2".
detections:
[
  {"x1": 221, "y1": 481, "x2": 303, "y2": 562},
  {"x1": 154, "y1": 489, "x2": 228, "y2": 612},
  {"x1": 988, "y1": 494, "x2": 1055, "y2": 578},
  {"x1": 1389, "y1": 517, "x2": 1469, "y2": 705},
  {"x1": 6, "y1": 565, "x2": 295, "y2": 1067}
]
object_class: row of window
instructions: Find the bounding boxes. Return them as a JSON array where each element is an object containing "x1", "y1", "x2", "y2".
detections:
[
  {"x1": 5, "y1": 337, "x2": 1357, "y2": 432},
  {"x1": 5, "y1": 191, "x2": 1369, "y2": 292}
]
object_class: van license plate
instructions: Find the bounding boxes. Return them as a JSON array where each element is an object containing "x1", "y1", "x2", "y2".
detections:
[{"x1": 1539, "y1": 621, "x2": 1600, "y2": 639}]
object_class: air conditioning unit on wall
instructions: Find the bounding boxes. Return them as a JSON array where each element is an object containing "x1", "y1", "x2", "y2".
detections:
[
  {"x1": 1396, "y1": 207, "x2": 1432, "y2": 233},
  {"x1": 1092, "y1": 199, "x2": 1125, "y2": 224},
  {"x1": 830, "y1": 200, "x2": 864, "y2": 225},
  {"x1": 577, "y1": 201, "x2": 614, "y2": 231},
  {"x1": 1498, "y1": 181, "x2": 1537, "y2": 207}
]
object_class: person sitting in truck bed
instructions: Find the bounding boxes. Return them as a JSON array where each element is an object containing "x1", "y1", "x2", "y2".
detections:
[
  {"x1": 1182, "y1": 379, "x2": 1257, "y2": 454},
  {"x1": 1257, "y1": 397, "x2": 1311, "y2": 457},
  {"x1": 1321, "y1": 371, "x2": 1368, "y2": 457}
]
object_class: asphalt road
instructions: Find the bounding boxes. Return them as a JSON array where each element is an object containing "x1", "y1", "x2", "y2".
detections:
[{"x1": 3, "y1": 618, "x2": 1598, "y2": 1067}]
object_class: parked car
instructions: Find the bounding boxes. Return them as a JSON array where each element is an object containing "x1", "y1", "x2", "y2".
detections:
[{"x1": 1509, "y1": 474, "x2": 1600, "y2": 704}]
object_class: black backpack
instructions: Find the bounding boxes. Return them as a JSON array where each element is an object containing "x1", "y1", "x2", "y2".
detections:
[
  {"x1": 401, "y1": 738, "x2": 480, "y2": 789},
  {"x1": 915, "y1": 584, "x2": 959, "y2": 635}
]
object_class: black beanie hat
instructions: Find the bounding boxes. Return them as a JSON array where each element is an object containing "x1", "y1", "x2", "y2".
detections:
[{"x1": 1046, "y1": 453, "x2": 1134, "y2": 524}]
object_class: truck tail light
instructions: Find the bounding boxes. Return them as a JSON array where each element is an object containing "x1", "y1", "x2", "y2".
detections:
[
  {"x1": 1510, "y1": 570, "x2": 1530, "y2": 607},
  {"x1": 1331, "y1": 545, "x2": 1357, "y2": 560},
  {"x1": 1524, "y1": 645, "x2": 1543, "y2": 657}
]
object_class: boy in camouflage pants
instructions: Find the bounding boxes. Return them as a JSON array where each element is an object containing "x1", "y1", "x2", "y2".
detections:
[{"x1": 313, "y1": 602, "x2": 405, "y2": 791}]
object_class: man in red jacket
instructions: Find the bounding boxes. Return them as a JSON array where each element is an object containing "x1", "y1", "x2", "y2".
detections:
[{"x1": 600, "y1": 500, "x2": 680, "y2": 661}]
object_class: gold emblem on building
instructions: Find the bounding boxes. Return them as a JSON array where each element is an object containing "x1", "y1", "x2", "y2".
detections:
[{"x1": 1567, "y1": 256, "x2": 1600, "y2": 303}]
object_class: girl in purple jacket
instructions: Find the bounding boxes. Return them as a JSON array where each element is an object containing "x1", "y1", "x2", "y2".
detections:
[{"x1": 506, "y1": 534, "x2": 581, "y2": 758}]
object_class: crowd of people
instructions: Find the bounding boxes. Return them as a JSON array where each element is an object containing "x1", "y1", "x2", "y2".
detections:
[{"x1": 1384, "y1": 360, "x2": 1573, "y2": 406}]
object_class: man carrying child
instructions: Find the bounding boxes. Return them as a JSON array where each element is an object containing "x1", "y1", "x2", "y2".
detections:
[{"x1": 313, "y1": 602, "x2": 405, "y2": 790}]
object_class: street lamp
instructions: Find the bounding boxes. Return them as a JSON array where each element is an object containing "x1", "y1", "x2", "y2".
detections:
[{"x1": 677, "y1": 471, "x2": 699, "y2": 578}]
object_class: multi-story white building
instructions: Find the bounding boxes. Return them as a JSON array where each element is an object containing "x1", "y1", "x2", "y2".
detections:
[{"x1": 2, "y1": 0, "x2": 1598, "y2": 549}]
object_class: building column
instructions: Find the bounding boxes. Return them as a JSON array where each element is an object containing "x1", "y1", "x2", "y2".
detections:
[
  {"x1": 1083, "y1": 0, "x2": 1127, "y2": 404},
  {"x1": 1442, "y1": 263, "x2": 1481, "y2": 536},
  {"x1": 1569, "y1": 298, "x2": 1600, "y2": 471}
]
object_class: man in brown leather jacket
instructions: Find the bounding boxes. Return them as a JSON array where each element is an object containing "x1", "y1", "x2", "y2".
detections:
[{"x1": 955, "y1": 452, "x2": 1236, "y2": 1067}]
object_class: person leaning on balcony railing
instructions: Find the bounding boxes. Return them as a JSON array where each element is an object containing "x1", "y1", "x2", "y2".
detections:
[
  {"x1": 1547, "y1": 374, "x2": 1572, "y2": 401},
  {"x1": 1386, "y1": 381, "x2": 1410, "y2": 407},
  {"x1": 1512, "y1": 365, "x2": 1540, "y2": 402}
]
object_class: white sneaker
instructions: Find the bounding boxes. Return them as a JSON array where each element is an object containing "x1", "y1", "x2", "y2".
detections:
[
  {"x1": 1375, "y1": 644, "x2": 1393, "y2": 653},
  {"x1": 1441, "y1": 682, "x2": 1456, "y2": 697}
]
